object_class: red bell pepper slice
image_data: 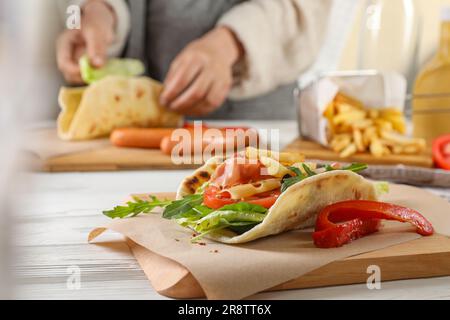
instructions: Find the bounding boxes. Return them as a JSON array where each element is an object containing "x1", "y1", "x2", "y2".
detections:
[
  {"x1": 433, "y1": 134, "x2": 450, "y2": 170},
  {"x1": 312, "y1": 200, "x2": 434, "y2": 248}
]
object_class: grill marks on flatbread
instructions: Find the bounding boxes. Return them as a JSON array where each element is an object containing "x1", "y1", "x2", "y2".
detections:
[{"x1": 176, "y1": 158, "x2": 221, "y2": 197}]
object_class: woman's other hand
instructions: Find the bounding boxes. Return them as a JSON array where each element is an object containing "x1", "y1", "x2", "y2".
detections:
[
  {"x1": 56, "y1": 0, "x2": 116, "y2": 84},
  {"x1": 160, "y1": 27, "x2": 243, "y2": 116}
]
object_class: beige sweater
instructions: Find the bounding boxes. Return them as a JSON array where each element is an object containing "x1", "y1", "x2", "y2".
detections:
[
  {"x1": 86, "y1": 0, "x2": 332, "y2": 100},
  {"x1": 218, "y1": 0, "x2": 331, "y2": 100}
]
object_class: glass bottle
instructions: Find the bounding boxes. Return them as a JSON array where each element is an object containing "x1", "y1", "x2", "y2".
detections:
[
  {"x1": 412, "y1": 6, "x2": 450, "y2": 143},
  {"x1": 358, "y1": 0, "x2": 421, "y2": 85}
]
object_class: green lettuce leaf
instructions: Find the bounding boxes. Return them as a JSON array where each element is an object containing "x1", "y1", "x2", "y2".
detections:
[{"x1": 80, "y1": 55, "x2": 145, "y2": 84}]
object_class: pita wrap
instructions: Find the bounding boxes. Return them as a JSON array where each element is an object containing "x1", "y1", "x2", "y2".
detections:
[
  {"x1": 176, "y1": 156, "x2": 378, "y2": 244},
  {"x1": 57, "y1": 76, "x2": 182, "y2": 141}
]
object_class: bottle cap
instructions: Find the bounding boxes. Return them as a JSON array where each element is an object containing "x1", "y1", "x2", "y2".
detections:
[{"x1": 441, "y1": 6, "x2": 450, "y2": 21}]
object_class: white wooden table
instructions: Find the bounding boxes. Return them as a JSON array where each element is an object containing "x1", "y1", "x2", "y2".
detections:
[{"x1": 11, "y1": 121, "x2": 450, "y2": 300}]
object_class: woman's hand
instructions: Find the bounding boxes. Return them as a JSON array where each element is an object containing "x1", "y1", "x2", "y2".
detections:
[
  {"x1": 160, "y1": 27, "x2": 243, "y2": 116},
  {"x1": 56, "y1": 0, "x2": 116, "y2": 84}
]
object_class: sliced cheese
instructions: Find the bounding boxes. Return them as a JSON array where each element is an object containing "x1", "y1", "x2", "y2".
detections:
[
  {"x1": 258, "y1": 156, "x2": 294, "y2": 178},
  {"x1": 222, "y1": 179, "x2": 281, "y2": 200},
  {"x1": 245, "y1": 147, "x2": 305, "y2": 166}
]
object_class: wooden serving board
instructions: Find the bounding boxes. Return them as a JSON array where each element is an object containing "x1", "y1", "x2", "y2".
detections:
[
  {"x1": 26, "y1": 128, "x2": 201, "y2": 172},
  {"x1": 124, "y1": 189, "x2": 450, "y2": 299},
  {"x1": 283, "y1": 138, "x2": 434, "y2": 168},
  {"x1": 38, "y1": 147, "x2": 200, "y2": 172},
  {"x1": 129, "y1": 234, "x2": 450, "y2": 299}
]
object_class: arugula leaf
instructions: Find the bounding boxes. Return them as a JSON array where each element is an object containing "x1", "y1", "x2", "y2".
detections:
[
  {"x1": 281, "y1": 166, "x2": 306, "y2": 193},
  {"x1": 281, "y1": 163, "x2": 369, "y2": 193},
  {"x1": 341, "y1": 163, "x2": 368, "y2": 172},
  {"x1": 162, "y1": 194, "x2": 204, "y2": 219},
  {"x1": 103, "y1": 196, "x2": 172, "y2": 219},
  {"x1": 171, "y1": 205, "x2": 213, "y2": 222},
  {"x1": 103, "y1": 194, "x2": 204, "y2": 220},
  {"x1": 289, "y1": 166, "x2": 304, "y2": 177},
  {"x1": 302, "y1": 163, "x2": 317, "y2": 177}
]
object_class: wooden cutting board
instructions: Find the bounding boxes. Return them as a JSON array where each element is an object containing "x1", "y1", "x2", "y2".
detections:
[
  {"x1": 26, "y1": 128, "x2": 201, "y2": 172},
  {"x1": 37, "y1": 147, "x2": 201, "y2": 172},
  {"x1": 129, "y1": 234, "x2": 450, "y2": 298},
  {"x1": 283, "y1": 138, "x2": 434, "y2": 168},
  {"x1": 124, "y1": 188, "x2": 450, "y2": 299}
]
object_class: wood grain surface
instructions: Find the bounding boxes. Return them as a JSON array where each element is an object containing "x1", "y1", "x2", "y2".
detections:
[{"x1": 284, "y1": 138, "x2": 434, "y2": 168}]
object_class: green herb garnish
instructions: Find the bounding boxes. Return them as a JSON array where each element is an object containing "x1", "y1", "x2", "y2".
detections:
[
  {"x1": 103, "y1": 196, "x2": 172, "y2": 219},
  {"x1": 281, "y1": 163, "x2": 368, "y2": 193}
]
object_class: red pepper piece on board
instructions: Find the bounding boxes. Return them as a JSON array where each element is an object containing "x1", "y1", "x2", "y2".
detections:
[
  {"x1": 433, "y1": 134, "x2": 450, "y2": 170},
  {"x1": 312, "y1": 200, "x2": 434, "y2": 248}
]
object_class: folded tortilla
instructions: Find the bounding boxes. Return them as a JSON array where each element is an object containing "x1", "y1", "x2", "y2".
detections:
[
  {"x1": 57, "y1": 76, "x2": 182, "y2": 141},
  {"x1": 176, "y1": 157, "x2": 378, "y2": 244}
]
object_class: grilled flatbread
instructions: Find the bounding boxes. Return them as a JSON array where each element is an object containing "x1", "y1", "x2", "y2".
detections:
[
  {"x1": 177, "y1": 156, "x2": 377, "y2": 244},
  {"x1": 58, "y1": 76, "x2": 182, "y2": 141}
]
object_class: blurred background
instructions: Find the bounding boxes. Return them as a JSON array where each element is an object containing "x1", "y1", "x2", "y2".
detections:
[{"x1": 2, "y1": 0, "x2": 448, "y2": 122}]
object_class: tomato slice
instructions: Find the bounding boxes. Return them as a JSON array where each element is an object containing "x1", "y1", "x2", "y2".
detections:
[
  {"x1": 204, "y1": 186, "x2": 236, "y2": 209},
  {"x1": 432, "y1": 134, "x2": 450, "y2": 170},
  {"x1": 203, "y1": 186, "x2": 280, "y2": 210},
  {"x1": 246, "y1": 193, "x2": 280, "y2": 208}
]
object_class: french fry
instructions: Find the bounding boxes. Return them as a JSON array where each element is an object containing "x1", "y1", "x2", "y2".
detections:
[
  {"x1": 330, "y1": 134, "x2": 352, "y2": 153},
  {"x1": 324, "y1": 92, "x2": 426, "y2": 157},
  {"x1": 339, "y1": 143, "x2": 357, "y2": 158},
  {"x1": 362, "y1": 126, "x2": 377, "y2": 147},
  {"x1": 370, "y1": 138, "x2": 384, "y2": 158},
  {"x1": 332, "y1": 110, "x2": 366, "y2": 126},
  {"x1": 352, "y1": 119, "x2": 374, "y2": 130},
  {"x1": 402, "y1": 145, "x2": 421, "y2": 154},
  {"x1": 368, "y1": 109, "x2": 380, "y2": 120},
  {"x1": 380, "y1": 130, "x2": 424, "y2": 148},
  {"x1": 335, "y1": 102, "x2": 358, "y2": 114},
  {"x1": 391, "y1": 145, "x2": 404, "y2": 155},
  {"x1": 389, "y1": 117, "x2": 407, "y2": 134},
  {"x1": 353, "y1": 129, "x2": 365, "y2": 152},
  {"x1": 322, "y1": 101, "x2": 335, "y2": 120},
  {"x1": 334, "y1": 93, "x2": 364, "y2": 110},
  {"x1": 375, "y1": 119, "x2": 394, "y2": 132},
  {"x1": 380, "y1": 108, "x2": 403, "y2": 118}
]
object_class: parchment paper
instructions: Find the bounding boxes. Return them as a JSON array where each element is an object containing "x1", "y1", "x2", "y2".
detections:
[
  {"x1": 24, "y1": 128, "x2": 110, "y2": 159},
  {"x1": 89, "y1": 184, "x2": 450, "y2": 300}
]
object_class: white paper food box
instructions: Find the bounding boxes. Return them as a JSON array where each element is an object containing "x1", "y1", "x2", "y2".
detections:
[{"x1": 297, "y1": 71, "x2": 407, "y2": 146}]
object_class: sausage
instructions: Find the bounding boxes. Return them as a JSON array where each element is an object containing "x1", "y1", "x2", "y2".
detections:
[
  {"x1": 110, "y1": 128, "x2": 176, "y2": 149},
  {"x1": 160, "y1": 128, "x2": 259, "y2": 156}
]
